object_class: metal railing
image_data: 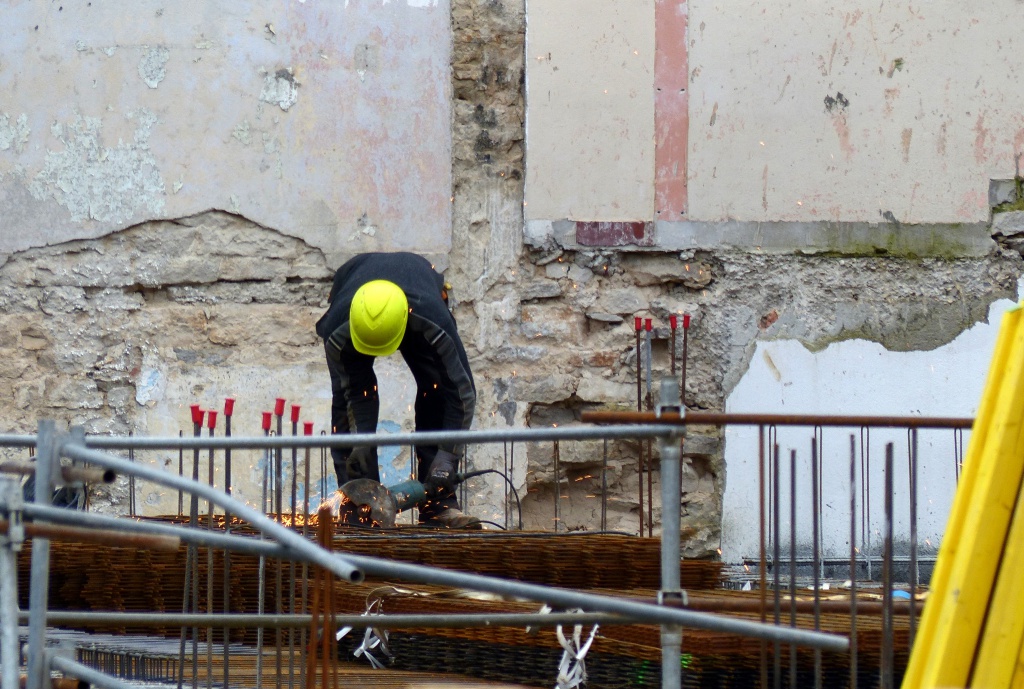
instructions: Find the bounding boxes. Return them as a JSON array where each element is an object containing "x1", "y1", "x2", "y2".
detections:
[{"x1": 0, "y1": 382, "x2": 855, "y2": 689}]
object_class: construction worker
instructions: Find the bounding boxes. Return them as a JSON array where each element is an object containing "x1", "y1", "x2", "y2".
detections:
[{"x1": 315, "y1": 252, "x2": 480, "y2": 529}]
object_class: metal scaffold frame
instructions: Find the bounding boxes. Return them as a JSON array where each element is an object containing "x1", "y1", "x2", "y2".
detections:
[{"x1": 3, "y1": 374, "x2": 976, "y2": 689}]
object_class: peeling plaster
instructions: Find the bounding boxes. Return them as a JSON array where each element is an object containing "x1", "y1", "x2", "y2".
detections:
[
  {"x1": 259, "y1": 69, "x2": 299, "y2": 111},
  {"x1": 29, "y1": 110, "x2": 166, "y2": 224},
  {"x1": 0, "y1": 113, "x2": 30, "y2": 154},
  {"x1": 138, "y1": 46, "x2": 170, "y2": 89}
]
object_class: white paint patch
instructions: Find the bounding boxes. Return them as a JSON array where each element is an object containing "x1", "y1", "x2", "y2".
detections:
[
  {"x1": 0, "y1": 113, "x2": 30, "y2": 153},
  {"x1": 259, "y1": 70, "x2": 299, "y2": 112},
  {"x1": 29, "y1": 110, "x2": 166, "y2": 223},
  {"x1": 721, "y1": 290, "x2": 1021, "y2": 563},
  {"x1": 138, "y1": 46, "x2": 170, "y2": 89}
]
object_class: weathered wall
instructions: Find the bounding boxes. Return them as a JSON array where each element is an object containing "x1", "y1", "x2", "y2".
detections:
[
  {"x1": 0, "y1": 0, "x2": 452, "y2": 265},
  {"x1": 2, "y1": 0, "x2": 1024, "y2": 561},
  {"x1": 526, "y1": 0, "x2": 1024, "y2": 226}
]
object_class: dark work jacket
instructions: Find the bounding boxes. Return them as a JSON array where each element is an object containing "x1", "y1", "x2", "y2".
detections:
[{"x1": 315, "y1": 253, "x2": 476, "y2": 474}]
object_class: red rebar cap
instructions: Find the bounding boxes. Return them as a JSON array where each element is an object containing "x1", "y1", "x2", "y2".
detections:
[
  {"x1": 303, "y1": 421, "x2": 314, "y2": 436},
  {"x1": 224, "y1": 398, "x2": 235, "y2": 417},
  {"x1": 262, "y1": 411, "x2": 273, "y2": 431},
  {"x1": 683, "y1": 313, "x2": 691, "y2": 329},
  {"x1": 670, "y1": 314, "x2": 678, "y2": 329},
  {"x1": 190, "y1": 404, "x2": 203, "y2": 425},
  {"x1": 644, "y1": 318, "x2": 652, "y2": 331},
  {"x1": 634, "y1": 316, "x2": 642, "y2": 331},
  {"x1": 291, "y1": 404, "x2": 301, "y2": 423},
  {"x1": 207, "y1": 410, "x2": 218, "y2": 429},
  {"x1": 274, "y1": 398, "x2": 286, "y2": 416}
]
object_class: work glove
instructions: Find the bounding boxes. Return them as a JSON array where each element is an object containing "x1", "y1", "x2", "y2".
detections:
[
  {"x1": 425, "y1": 449, "x2": 460, "y2": 493},
  {"x1": 344, "y1": 446, "x2": 379, "y2": 482}
]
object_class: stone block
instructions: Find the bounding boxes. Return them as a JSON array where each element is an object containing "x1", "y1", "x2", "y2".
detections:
[
  {"x1": 45, "y1": 378, "x2": 104, "y2": 409},
  {"x1": 594, "y1": 287, "x2": 647, "y2": 315},
  {"x1": 520, "y1": 304, "x2": 584, "y2": 341},
  {"x1": 576, "y1": 372, "x2": 633, "y2": 403},
  {"x1": 992, "y1": 210, "x2": 1024, "y2": 237}
]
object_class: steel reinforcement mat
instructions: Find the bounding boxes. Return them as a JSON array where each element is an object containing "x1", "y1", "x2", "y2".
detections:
[{"x1": 16, "y1": 517, "x2": 909, "y2": 688}]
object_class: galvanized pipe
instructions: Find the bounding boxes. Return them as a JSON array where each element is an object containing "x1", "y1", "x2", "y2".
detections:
[
  {"x1": 60, "y1": 443, "x2": 363, "y2": 584},
  {"x1": 0, "y1": 461, "x2": 115, "y2": 486},
  {"x1": 19, "y1": 610, "x2": 625, "y2": 628},
  {"x1": 22, "y1": 503, "x2": 292, "y2": 559},
  {"x1": 581, "y1": 411, "x2": 974, "y2": 428},
  {"x1": 657, "y1": 379, "x2": 684, "y2": 689},
  {"x1": 339, "y1": 549, "x2": 848, "y2": 651},
  {"x1": 26, "y1": 420, "x2": 56, "y2": 689},
  {"x1": 0, "y1": 477, "x2": 21, "y2": 689},
  {"x1": 83, "y1": 424, "x2": 677, "y2": 450},
  {"x1": 0, "y1": 519, "x2": 179, "y2": 552}
]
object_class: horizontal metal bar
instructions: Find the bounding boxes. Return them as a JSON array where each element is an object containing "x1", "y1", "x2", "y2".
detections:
[
  {"x1": 581, "y1": 411, "x2": 975, "y2": 429},
  {"x1": 338, "y1": 552, "x2": 849, "y2": 652},
  {"x1": 23, "y1": 503, "x2": 291, "y2": 559},
  {"x1": 21, "y1": 610, "x2": 624, "y2": 629},
  {"x1": 61, "y1": 443, "x2": 363, "y2": 584},
  {"x1": 0, "y1": 460, "x2": 115, "y2": 485},
  {"x1": 0, "y1": 519, "x2": 179, "y2": 552},
  {"x1": 81, "y1": 424, "x2": 678, "y2": 451}
]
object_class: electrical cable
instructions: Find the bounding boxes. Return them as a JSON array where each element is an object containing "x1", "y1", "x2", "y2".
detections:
[{"x1": 458, "y1": 468, "x2": 523, "y2": 531}]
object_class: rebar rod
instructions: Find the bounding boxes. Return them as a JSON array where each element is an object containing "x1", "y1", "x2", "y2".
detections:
[
  {"x1": 0, "y1": 519, "x2": 179, "y2": 551},
  {"x1": 811, "y1": 438, "x2": 822, "y2": 689},
  {"x1": 48, "y1": 654, "x2": 138, "y2": 689},
  {"x1": 849, "y1": 434, "x2": 859, "y2": 689},
  {"x1": 789, "y1": 450, "x2": 797, "y2": 689}
]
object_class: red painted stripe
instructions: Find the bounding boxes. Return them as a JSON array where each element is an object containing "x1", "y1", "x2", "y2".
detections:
[
  {"x1": 655, "y1": 0, "x2": 689, "y2": 219},
  {"x1": 576, "y1": 221, "x2": 655, "y2": 247}
]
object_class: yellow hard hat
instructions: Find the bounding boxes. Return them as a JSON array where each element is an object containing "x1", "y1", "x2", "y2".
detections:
[{"x1": 349, "y1": 280, "x2": 409, "y2": 356}]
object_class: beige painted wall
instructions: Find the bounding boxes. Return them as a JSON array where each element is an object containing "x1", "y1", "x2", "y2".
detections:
[
  {"x1": 525, "y1": 0, "x2": 655, "y2": 221},
  {"x1": 0, "y1": 0, "x2": 451, "y2": 266},
  {"x1": 526, "y1": 0, "x2": 1024, "y2": 225}
]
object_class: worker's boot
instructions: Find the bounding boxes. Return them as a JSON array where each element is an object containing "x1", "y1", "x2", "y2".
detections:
[{"x1": 425, "y1": 508, "x2": 483, "y2": 530}]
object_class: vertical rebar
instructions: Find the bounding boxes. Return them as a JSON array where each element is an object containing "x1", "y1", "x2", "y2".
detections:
[
  {"x1": 552, "y1": 440, "x2": 560, "y2": 533},
  {"x1": 223, "y1": 398, "x2": 234, "y2": 689},
  {"x1": 815, "y1": 426, "x2": 824, "y2": 581},
  {"x1": 680, "y1": 313, "x2": 690, "y2": 408},
  {"x1": 274, "y1": 401, "x2": 285, "y2": 689},
  {"x1": 601, "y1": 439, "x2": 608, "y2": 532},
  {"x1": 257, "y1": 415, "x2": 271, "y2": 689},
  {"x1": 288, "y1": 406, "x2": 300, "y2": 689},
  {"x1": 205, "y1": 412, "x2": 216, "y2": 689},
  {"x1": 811, "y1": 438, "x2": 822, "y2": 689},
  {"x1": 849, "y1": 434, "x2": 858, "y2": 689},
  {"x1": 789, "y1": 449, "x2": 797, "y2": 689},
  {"x1": 301, "y1": 420, "x2": 313, "y2": 689},
  {"x1": 635, "y1": 317, "x2": 644, "y2": 538},
  {"x1": 860, "y1": 426, "x2": 872, "y2": 581},
  {"x1": 190, "y1": 410, "x2": 201, "y2": 689},
  {"x1": 178, "y1": 431, "x2": 184, "y2": 517},
  {"x1": 758, "y1": 424, "x2": 768, "y2": 689},
  {"x1": 908, "y1": 428, "x2": 919, "y2": 648},
  {"x1": 503, "y1": 441, "x2": 510, "y2": 529},
  {"x1": 128, "y1": 433, "x2": 136, "y2": 518},
  {"x1": 881, "y1": 443, "x2": 894, "y2": 689},
  {"x1": 772, "y1": 443, "x2": 781, "y2": 689}
]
